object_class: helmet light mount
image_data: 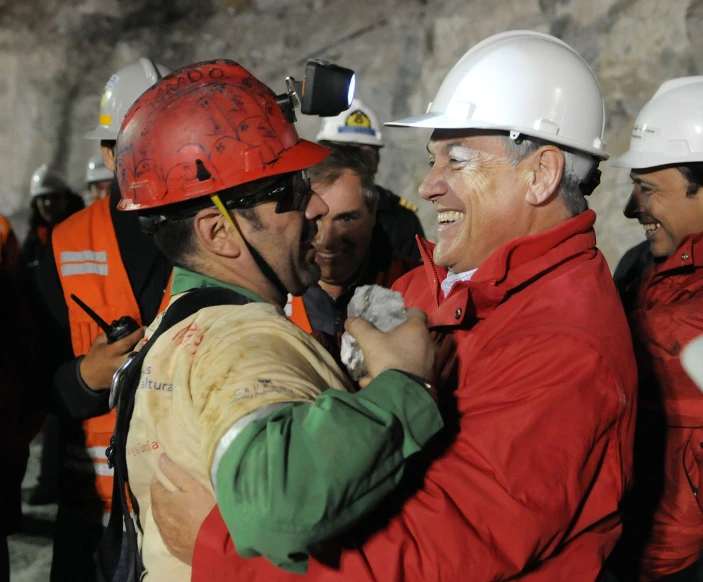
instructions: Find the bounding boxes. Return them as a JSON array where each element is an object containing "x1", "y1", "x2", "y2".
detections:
[{"x1": 276, "y1": 59, "x2": 355, "y2": 123}]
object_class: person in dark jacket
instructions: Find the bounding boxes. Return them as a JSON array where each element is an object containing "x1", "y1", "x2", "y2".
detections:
[
  {"x1": 316, "y1": 98, "x2": 425, "y2": 260},
  {"x1": 20, "y1": 165, "x2": 84, "y2": 507},
  {"x1": 0, "y1": 243, "x2": 42, "y2": 582},
  {"x1": 608, "y1": 77, "x2": 703, "y2": 582},
  {"x1": 19, "y1": 164, "x2": 84, "y2": 294},
  {"x1": 286, "y1": 145, "x2": 419, "y2": 358}
]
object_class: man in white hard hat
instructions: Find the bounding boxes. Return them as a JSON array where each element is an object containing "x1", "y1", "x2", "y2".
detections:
[
  {"x1": 147, "y1": 31, "x2": 638, "y2": 582},
  {"x1": 84, "y1": 154, "x2": 114, "y2": 204},
  {"x1": 316, "y1": 99, "x2": 425, "y2": 259},
  {"x1": 34, "y1": 58, "x2": 173, "y2": 582},
  {"x1": 20, "y1": 165, "x2": 83, "y2": 510},
  {"x1": 607, "y1": 77, "x2": 703, "y2": 582}
]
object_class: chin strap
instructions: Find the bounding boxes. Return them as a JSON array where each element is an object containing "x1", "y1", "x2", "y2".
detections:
[
  {"x1": 210, "y1": 194, "x2": 289, "y2": 299},
  {"x1": 579, "y1": 167, "x2": 602, "y2": 197}
]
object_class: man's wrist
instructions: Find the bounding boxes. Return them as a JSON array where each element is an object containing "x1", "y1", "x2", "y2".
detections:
[{"x1": 76, "y1": 356, "x2": 107, "y2": 394}]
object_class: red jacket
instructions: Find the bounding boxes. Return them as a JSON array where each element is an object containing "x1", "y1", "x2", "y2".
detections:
[
  {"x1": 623, "y1": 232, "x2": 703, "y2": 580},
  {"x1": 191, "y1": 209, "x2": 637, "y2": 581}
]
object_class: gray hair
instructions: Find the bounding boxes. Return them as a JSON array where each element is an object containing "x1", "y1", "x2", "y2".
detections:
[{"x1": 499, "y1": 135, "x2": 588, "y2": 216}]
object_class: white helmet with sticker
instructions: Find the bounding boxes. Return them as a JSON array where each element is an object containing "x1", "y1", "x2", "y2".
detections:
[
  {"x1": 613, "y1": 77, "x2": 703, "y2": 169},
  {"x1": 316, "y1": 99, "x2": 384, "y2": 147},
  {"x1": 85, "y1": 57, "x2": 171, "y2": 141}
]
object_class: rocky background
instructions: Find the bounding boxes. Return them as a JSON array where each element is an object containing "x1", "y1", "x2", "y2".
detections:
[
  {"x1": 0, "y1": 0, "x2": 701, "y2": 267},
  {"x1": 4, "y1": 1, "x2": 703, "y2": 578}
]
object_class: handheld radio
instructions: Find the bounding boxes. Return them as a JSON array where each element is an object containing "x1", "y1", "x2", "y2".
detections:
[{"x1": 70, "y1": 294, "x2": 140, "y2": 343}]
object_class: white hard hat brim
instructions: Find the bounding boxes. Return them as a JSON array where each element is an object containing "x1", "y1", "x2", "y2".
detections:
[
  {"x1": 31, "y1": 186, "x2": 59, "y2": 197},
  {"x1": 612, "y1": 150, "x2": 703, "y2": 170},
  {"x1": 682, "y1": 335, "x2": 703, "y2": 392},
  {"x1": 386, "y1": 113, "x2": 609, "y2": 160},
  {"x1": 85, "y1": 125, "x2": 118, "y2": 141},
  {"x1": 86, "y1": 170, "x2": 115, "y2": 184},
  {"x1": 316, "y1": 132, "x2": 385, "y2": 148}
]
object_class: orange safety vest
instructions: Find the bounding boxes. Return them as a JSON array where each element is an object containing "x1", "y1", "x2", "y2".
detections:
[
  {"x1": 285, "y1": 253, "x2": 420, "y2": 334},
  {"x1": 52, "y1": 196, "x2": 171, "y2": 517}
]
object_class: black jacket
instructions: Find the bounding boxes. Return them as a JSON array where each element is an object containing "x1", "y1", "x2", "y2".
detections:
[
  {"x1": 375, "y1": 185, "x2": 425, "y2": 261},
  {"x1": 613, "y1": 240, "x2": 653, "y2": 311}
]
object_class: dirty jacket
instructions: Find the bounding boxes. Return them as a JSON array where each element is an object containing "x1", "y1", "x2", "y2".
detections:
[
  {"x1": 191, "y1": 208, "x2": 638, "y2": 581},
  {"x1": 619, "y1": 231, "x2": 703, "y2": 580},
  {"x1": 130, "y1": 268, "x2": 442, "y2": 580}
]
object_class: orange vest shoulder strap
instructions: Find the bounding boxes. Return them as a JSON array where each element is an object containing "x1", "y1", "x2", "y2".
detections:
[
  {"x1": 52, "y1": 197, "x2": 141, "y2": 357},
  {"x1": 0, "y1": 215, "x2": 12, "y2": 264},
  {"x1": 157, "y1": 270, "x2": 174, "y2": 316},
  {"x1": 285, "y1": 294, "x2": 313, "y2": 334}
]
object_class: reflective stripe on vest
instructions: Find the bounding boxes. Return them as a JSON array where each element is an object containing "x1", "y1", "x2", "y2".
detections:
[
  {"x1": 52, "y1": 196, "x2": 171, "y2": 514},
  {"x1": 59, "y1": 250, "x2": 109, "y2": 276}
]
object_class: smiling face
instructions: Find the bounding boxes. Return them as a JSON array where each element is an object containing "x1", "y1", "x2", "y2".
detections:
[
  {"x1": 420, "y1": 131, "x2": 537, "y2": 273},
  {"x1": 312, "y1": 168, "x2": 376, "y2": 291},
  {"x1": 628, "y1": 167, "x2": 703, "y2": 258}
]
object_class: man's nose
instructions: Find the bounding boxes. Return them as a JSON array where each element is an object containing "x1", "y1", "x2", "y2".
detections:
[
  {"x1": 314, "y1": 217, "x2": 341, "y2": 248},
  {"x1": 305, "y1": 191, "x2": 328, "y2": 221},
  {"x1": 419, "y1": 167, "x2": 447, "y2": 202},
  {"x1": 623, "y1": 191, "x2": 644, "y2": 219}
]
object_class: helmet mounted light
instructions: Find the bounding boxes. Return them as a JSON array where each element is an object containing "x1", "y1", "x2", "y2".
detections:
[{"x1": 276, "y1": 59, "x2": 356, "y2": 123}]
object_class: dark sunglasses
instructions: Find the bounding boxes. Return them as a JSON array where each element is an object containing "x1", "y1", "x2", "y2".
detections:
[{"x1": 224, "y1": 171, "x2": 314, "y2": 214}]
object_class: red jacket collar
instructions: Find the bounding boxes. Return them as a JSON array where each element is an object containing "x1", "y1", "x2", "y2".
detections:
[
  {"x1": 649, "y1": 231, "x2": 703, "y2": 277},
  {"x1": 416, "y1": 209, "x2": 598, "y2": 325}
]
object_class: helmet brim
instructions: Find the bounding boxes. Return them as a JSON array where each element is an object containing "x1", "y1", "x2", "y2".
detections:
[
  {"x1": 611, "y1": 150, "x2": 703, "y2": 170},
  {"x1": 84, "y1": 126, "x2": 119, "y2": 141},
  {"x1": 386, "y1": 112, "x2": 609, "y2": 160},
  {"x1": 118, "y1": 139, "x2": 330, "y2": 211}
]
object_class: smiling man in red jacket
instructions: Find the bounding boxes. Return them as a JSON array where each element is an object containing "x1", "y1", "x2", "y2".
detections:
[
  {"x1": 149, "y1": 31, "x2": 638, "y2": 581},
  {"x1": 608, "y1": 77, "x2": 703, "y2": 582}
]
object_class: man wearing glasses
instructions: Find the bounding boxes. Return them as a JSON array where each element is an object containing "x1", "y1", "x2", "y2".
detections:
[{"x1": 104, "y1": 60, "x2": 443, "y2": 581}]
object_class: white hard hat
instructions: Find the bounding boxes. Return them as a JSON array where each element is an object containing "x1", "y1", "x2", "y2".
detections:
[
  {"x1": 387, "y1": 30, "x2": 608, "y2": 178},
  {"x1": 85, "y1": 154, "x2": 114, "y2": 185},
  {"x1": 85, "y1": 57, "x2": 171, "y2": 141},
  {"x1": 30, "y1": 164, "x2": 68, "y2": 197},
  {"x1": 315, "y1": 99, "x2": 384, "y2": 147},
  {"x1": 613, "y1": 77, "x2": 703, "y2": 170},
  {"x1": 682, "y1": 334, "x2": 703, "y2": 392}
]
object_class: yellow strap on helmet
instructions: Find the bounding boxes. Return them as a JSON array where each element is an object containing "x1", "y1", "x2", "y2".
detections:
[{"x1": 210, "y1": 194, "x2": 240, "y2": 234}]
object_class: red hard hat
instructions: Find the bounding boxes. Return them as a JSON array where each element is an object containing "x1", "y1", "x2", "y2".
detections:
[{"x1": 115, "y1": 59, "x2": 330, "y2": 211}]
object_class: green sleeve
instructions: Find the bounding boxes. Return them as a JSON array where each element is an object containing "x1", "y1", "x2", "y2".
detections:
[{"x1": 214, "y1": 369, "x2": 443, "y2": 573}]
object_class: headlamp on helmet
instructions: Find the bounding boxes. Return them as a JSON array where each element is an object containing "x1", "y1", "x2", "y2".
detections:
[{"x1": 276, "y1": 59, "x2": 356, "y2": 123}]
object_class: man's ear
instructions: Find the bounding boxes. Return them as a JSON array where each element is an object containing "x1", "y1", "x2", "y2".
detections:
[
  {"x1": 192, "y1": 208, "x2": 243, "y2": 259},
  {"x1": 524, "y1": 146, "x2": 564, "y2": 207},
  {"x1": 100, "y1": 142, "x2": 117, "y2": 172}
]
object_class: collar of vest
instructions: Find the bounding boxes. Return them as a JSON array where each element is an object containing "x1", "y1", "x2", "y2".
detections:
[{"x1": 171, "y1": 266, "x2": 267, "y2": 303}]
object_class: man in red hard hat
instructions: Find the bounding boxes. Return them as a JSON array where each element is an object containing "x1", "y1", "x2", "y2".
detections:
[{"x1": 104, "y1": 59, "x2": 442, "y2": 581}]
